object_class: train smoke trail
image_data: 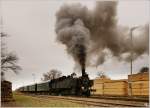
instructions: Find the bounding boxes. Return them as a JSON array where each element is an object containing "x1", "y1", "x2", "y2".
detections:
[
  {"x1": 55, "y1": 6, "x2": 90, "y2": 70},
  {"x1": 55, "y1": 1, "x2": 149, "y2": 69}
]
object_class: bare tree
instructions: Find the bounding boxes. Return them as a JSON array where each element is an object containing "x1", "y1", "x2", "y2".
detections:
[
  {"x1": 71, "y1": 72, "x2": 77, "y2": 78},
  {"x1": 41, "y1": 69, "x2": 62, "y2": 81},
  {"x1": 97, "y1": 71, "x2": 110, "y2": 79},
  {"x1": 1, "y1": 32, "x2": 21, "y2": 81},
  {"x1": 139, "y1": 67, "x2": 149, "y2": 73}
]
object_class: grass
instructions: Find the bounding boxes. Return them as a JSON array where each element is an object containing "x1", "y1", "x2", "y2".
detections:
[{"x1": 12, "y1": 92, "x2": 87, "y2": 107}]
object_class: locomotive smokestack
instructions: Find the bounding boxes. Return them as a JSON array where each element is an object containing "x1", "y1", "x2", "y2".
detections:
[{"x1": 82, "y1": 67, "x2": 86, "y2": 76}]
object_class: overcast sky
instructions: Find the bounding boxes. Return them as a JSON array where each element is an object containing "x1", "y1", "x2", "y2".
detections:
[{"x1": 1, "y1": 0, "x2": 149, "y2": 90}]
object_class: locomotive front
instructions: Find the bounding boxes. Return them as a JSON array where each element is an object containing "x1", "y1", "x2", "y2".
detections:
[{"x1": 79, "y1": 68, "x2": 93, "y2": 96}]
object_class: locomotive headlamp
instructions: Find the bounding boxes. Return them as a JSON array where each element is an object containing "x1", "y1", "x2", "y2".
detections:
[{"x1": 81, "y1": 86, "x2": 84, "y2": 90}]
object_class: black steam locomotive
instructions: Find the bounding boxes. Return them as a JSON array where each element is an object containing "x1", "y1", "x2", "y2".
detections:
[{"x1": 17, "y1": 69, "x2": 93, "y2": 96}]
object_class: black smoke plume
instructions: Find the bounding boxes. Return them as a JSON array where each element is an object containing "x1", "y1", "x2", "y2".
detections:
[{"x1": 55, "y1": 1, "x2": 149, "y2": 69}]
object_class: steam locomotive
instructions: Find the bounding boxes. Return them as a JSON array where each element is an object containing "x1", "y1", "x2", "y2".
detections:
[{"x1": 17, "y1": 69, "x2": 93, "y2": 96}]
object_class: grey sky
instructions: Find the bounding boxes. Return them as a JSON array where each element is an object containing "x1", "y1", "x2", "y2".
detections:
[{"x1": 1, "y1": 0, "x2": 149, "y2": 90}]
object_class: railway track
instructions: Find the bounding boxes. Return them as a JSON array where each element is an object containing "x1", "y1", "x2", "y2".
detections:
[
  {"x1": 91, "y1": 95, "x2": 149, "y2": 102},
  {"x1": 29, "y1": 94, "x2": 149, "y2": 107}
]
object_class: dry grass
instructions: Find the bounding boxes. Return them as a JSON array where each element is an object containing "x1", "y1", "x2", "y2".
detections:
[{"x1": 5, "y1": 92, "x2": 87, "y2": 107}]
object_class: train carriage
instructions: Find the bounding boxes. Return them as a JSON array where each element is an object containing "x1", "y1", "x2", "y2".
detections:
[
  {"x1": 37, "y1": 81, "x2": 50, "y2": 94},
  {"x1": 28, "y1": 84, "x2": 36, "y2": 93},
  {"x1": 17, "y1": 87, "x2": 24, "y2": 92},
  {"x1": 23, "y1": 86, "x2": 29, "y2": 92}
]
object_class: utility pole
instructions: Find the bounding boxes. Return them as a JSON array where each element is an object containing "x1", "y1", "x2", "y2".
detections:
[
  {"x1": 129, "y1": 26, "x2": 140, "y2": 96},
  {"x1": 130, "y1": 27, "x2": 139, "y2": 75}
]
